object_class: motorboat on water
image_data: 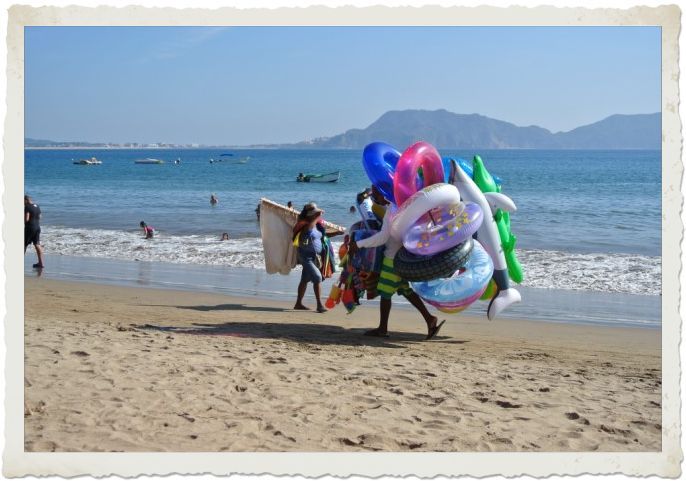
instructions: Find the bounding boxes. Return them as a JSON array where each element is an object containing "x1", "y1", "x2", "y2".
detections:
[
  {"x1": 296, "y1": 171, "x2": 340, "y2": 183},
  {"x1": 211, "y1": 156, "x2": 250, "y2": 164},
  {"x1": 73, "y1": 157, "x2": 102, "y2": 165},
  {"x1": 135, "y1": 158, "x2": 165, "y2": 164}
]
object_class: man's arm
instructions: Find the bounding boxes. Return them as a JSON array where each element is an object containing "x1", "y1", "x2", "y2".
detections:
[{"x1": 355, "y1": 217, "x2": 391, "y2": 249}]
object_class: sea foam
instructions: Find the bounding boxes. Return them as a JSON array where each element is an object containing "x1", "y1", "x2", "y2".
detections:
[{"x1": 41, "y1": 226, "x2": 661, "y2": 296}]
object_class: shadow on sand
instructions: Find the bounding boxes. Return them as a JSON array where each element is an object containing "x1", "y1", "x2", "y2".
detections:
[
  {"x1": 134, "y1": 319, "x2": 467, "y2": 349},
  {"x1": 143, "y1": 303, "x2": 288, "y2": 313}
]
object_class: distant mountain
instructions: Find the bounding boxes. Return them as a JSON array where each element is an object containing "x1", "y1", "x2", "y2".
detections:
[
  {"x1": 553, "y1": 113, "x2": 661, "y2": 149},
  {"x1": 26, "y1": 110, "x2": 661, "y2": 150},
  {"x1": 299, "y1": 110, "x2": 660, "y2": 150}
]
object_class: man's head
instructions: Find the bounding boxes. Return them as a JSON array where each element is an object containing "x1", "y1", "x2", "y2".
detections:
[
  {"x1": 140, "y1": 221, "x2": 146, "y2": 228},
  {"x1": 24, "y1": 195, "x2": 32, "y2": 205}
]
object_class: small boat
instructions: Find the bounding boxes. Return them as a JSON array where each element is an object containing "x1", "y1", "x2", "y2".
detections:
[
  {"x1": 135, "y1": 158, "x2": 164, "y2": 165},
  {"x1": 73, "y1": 157, "x2": 102, "y2": 165},
  {"x1": 211, "y1": 156, "x2": 249, "y2": 164},
  {"x1": 296, "y1": 171, "x2": 340, "y2": 183}
]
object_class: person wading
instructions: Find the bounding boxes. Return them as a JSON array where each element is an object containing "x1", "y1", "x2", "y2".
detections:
[{"x1": 24, "y1": 195, "x2": 45, "y2": 269}]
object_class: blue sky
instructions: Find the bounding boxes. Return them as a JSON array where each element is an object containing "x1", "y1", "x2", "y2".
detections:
[{"x1": 25, "y1": 26, "x2": 660, "y2": 145}]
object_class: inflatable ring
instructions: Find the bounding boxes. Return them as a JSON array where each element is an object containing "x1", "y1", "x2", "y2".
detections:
[
  {"x1": 410, "y1": 240, "x2": 494, "y2": 310},
  {"x1": 426, "y1": 289, "x2": 484, "y2": 310},
  {"x1": 394, "y1": 238, "x2": 473, "y2": 283},
  {"x1": 393, "y1": 141, "x2": 445, "y2": 207},
  {"x1": 403, "y1": 202, "x2": 483, "y2": 256},
  {"x1": 362, "y1": 142, "x2": 400, "y2": 204},
  {"x1": 433, "y1": 304, "x2": 469, "y2": 314},
  {"x1": 390, "y1": 183, "x2": 460, "y2": 241}
]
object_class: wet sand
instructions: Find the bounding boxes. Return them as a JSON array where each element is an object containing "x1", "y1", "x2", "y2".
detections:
[{"x1": 24, "y1": 277, "x2": 661, "y2": 452}]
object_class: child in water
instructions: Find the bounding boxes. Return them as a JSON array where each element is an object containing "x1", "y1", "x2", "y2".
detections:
[{"x1": 140, "y1": 221, "x2": 155, "y2": 239}]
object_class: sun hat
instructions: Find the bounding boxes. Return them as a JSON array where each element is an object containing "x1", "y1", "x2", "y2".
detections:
[{"x1": 300, "y1": 202, "x2": 323, "y2": 220}]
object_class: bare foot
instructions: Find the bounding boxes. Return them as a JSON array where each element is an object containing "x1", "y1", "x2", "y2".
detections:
[
  {"x1": 364, "y1": 328, "x2": 389, "y2": 338},
  {"x1": 316, "y1": 305, "x2": 327, "y2": 313},
  {"x1": 293, "y1": 304, "x2": 310, "y2": 310}
]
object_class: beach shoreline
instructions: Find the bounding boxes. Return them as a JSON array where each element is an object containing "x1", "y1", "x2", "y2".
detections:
[
  {"x1": 24, "y1": 254, "x2": 662, "y2": 329},
  {"x1": 24, "y1": 277, "x2": 661, "y2": 452}
]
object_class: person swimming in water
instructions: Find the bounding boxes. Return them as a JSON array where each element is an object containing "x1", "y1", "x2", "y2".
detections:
[{"x1": 210, "y1": 193, "x2": 218, "y2": 205}]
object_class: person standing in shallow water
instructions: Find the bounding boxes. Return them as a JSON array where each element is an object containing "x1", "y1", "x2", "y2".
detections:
[
  {"x1": 24, "y1": 195, "x2": 44, "y2": 269},
  {"x1": 293, "y1": 203, "x2": 327, "y2": 313}
]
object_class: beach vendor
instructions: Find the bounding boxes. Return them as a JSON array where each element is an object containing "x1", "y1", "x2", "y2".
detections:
[
  {"x1": 292, "y1": 203, "x2": 331, "y2": 313},
  {"x1": 349, "y1": 197, "x2": 444, "y2": 340},
  {"x1": 139, "y1": 221, "x2": 155, "y2": 239}
]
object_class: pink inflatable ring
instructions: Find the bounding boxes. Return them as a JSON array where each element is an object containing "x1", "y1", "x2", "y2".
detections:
[
  {"x1": 403, "y1": 202, "x2": 483, "y2": 256},
  {"x1": 393, "y1": 141, "x2": 445, "y2": 207}
]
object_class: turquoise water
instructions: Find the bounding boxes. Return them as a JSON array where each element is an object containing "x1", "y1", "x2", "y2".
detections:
[
  {"x1": 24, "y1": 148, "x2": 662, "y2": 305},
  {"x1": 25, "y1": 148, "x2": 660, "y2": 255}
]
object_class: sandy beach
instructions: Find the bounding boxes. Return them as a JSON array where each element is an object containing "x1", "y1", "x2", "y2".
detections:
[{"x1": 24, "y1": 277, "x2": 661, "y2": 452}]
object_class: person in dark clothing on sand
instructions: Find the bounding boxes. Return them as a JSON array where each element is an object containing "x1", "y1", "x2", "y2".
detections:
[{"x1": 25, "y1": 195, "x2": 44, "y2": 269}]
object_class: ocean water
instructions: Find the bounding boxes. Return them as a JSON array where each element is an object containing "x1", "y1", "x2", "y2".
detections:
[{"x1": 25, "y1": 148, "x2": 662, "y2": 322}]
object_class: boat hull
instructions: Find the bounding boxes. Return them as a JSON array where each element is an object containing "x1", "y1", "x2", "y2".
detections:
[{"x1": 297, "y1": 171, "x2": 340, "y2": 183}]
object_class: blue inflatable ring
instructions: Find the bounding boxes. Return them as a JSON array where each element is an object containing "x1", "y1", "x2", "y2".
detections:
[
  {"x1": 410, "y1": 239, "x2": 494, "y2": 305},
  {"x1": 362, "y1": 142, "x2": 400, "y2": 204}
]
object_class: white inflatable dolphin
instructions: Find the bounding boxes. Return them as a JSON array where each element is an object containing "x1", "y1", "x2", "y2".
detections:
[{"x1": 450, "y1": 161, "x2": 521, "y2": 320}]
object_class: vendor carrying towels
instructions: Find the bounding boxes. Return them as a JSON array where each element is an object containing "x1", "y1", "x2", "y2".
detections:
[{"x1": 292, "y1": 203, "x2": 334, "y2": 313}]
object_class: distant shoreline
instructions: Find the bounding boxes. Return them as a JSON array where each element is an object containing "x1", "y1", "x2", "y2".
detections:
[
  {"x1": 24, "y1": 146, "x2": 259, "y2": 151},
  {"x1": 24, "y1": 146, "x2": 660, "y2": 151}
]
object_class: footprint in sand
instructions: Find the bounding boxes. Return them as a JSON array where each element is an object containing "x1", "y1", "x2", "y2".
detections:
[
  {"x1": 600, "y1": 424, "x2": 633, "y2": 436},
  {"x1": 565, "y1": 412, "x2": 591, "y2": 425}
]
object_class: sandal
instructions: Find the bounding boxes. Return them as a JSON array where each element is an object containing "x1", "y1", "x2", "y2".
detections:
[{"x1": 426, "y1": 320, "x2": 446, "y2": 340}]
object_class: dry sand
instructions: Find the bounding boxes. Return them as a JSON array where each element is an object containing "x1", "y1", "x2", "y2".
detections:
[{"x1": 24, "y1": 278, "x2": 661, "y2": 452}]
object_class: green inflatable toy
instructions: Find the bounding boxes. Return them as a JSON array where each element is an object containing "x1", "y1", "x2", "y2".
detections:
[
  {"x1": 480, "y1": 279, "x2": 497, "y2": 300},
  {"x1": 472, "y1": 155, "x2": 524, "y2": 284}
]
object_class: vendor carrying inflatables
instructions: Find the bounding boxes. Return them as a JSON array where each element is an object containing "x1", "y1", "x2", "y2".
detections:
[{"x1": 349, "y1": 192, "x2": 445, "y2": 340}]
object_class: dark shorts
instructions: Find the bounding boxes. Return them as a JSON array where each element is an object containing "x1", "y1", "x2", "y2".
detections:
[
  {"x1": 300, "y1": 257, "x2": 323, "y2": 285},
  {"x1": 25, "y1": 226, "x2": 41, "y2": 247}
]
